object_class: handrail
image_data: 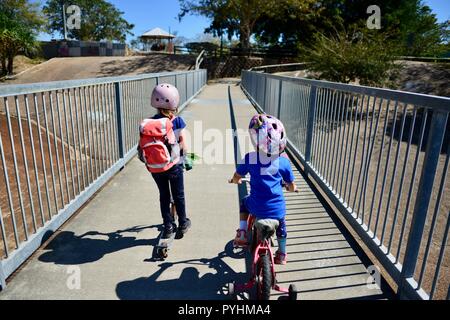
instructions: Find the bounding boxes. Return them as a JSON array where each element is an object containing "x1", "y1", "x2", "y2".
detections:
[
  {"x1": 250, "y1": 62, "x2": 308, "y2": 72},
  {"x1": 196, "y1": 50, "x2": 206, "y2": 70},
  {"x1": 247, "y1": 71, "x2": 450, "y2": 112}
]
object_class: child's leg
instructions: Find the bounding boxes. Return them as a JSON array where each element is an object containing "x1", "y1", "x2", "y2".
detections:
[
  {"x1": 275, "y1": 218, "x2": 288, "y2": 265},
  {"x1": 239, "y1": 198, "x2": 251, "y2": 230},
  {"x1": 239, "y1": 213, "x2": 249, "y2": 230},
  {"x1": 234, "y1": 198, "x2": 250, "y2": 246},
  {"x1": 152, "y1": 172, "x2": 175, "y2": 230},
  {"x1": 168, "y1": 164, "x2": 188, "y2": 227}
]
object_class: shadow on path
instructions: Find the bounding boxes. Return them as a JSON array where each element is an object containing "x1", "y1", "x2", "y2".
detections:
[
  {"x1": 115, "y1": 241, "x2": 248, "y2": 300},
  {"x1": 38, "y1": 225, "x2": 160, "y2": 265}
]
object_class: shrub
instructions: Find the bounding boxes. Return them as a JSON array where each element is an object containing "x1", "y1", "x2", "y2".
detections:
[
  {"x1": 185, "y1": 42, "x2": 219, "y2": 55},
  {"x1": 302, "y1": 26, "x2": 400, "y2": 87}
]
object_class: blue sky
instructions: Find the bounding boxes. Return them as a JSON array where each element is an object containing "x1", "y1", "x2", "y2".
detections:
[
  {"x1": 37, "y1": 0, "x2": 449, "y2": 42},
  {"x1": 37, "y1": 0, "x2": 211, "y2": 42},
  {"x1": 425, "y1": 0, "x2": 450, "y2": 23}
]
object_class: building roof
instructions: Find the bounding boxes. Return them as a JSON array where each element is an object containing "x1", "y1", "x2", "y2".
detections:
[{"x1": 140, "y1": 27, "x2": 175, "y2": 39}]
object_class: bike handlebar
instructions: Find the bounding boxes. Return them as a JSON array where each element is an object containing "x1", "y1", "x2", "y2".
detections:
[{"x1": 228, "y1": 177, "x2": 299, "y2": 193}]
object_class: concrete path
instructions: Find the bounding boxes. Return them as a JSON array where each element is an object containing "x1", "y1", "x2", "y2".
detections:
[{"x1": 0, "y1": 81, "x2": 393, "y2": 300}]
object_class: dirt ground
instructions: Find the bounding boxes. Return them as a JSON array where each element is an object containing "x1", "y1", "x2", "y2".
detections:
[
  {"x1": 394, "y1": 61, "x2": 450, "y2": 97},
  {"x1": 1, "y1": 56, "x2": 47, "y2": 78},
  {"x1": 0, "y1": 54, "x2": 197, "y2": 85}
]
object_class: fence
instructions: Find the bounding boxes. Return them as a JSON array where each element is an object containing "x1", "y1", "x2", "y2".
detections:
[
  {"x1": 174, "y1": 45, "x2": 297, "y2": 59},
  {"x1": 0, "y1": 69, "x2": 207, "y2": 288},
  {"x1": 241, "y1": 70, "x2": 450, "y2": 300},
  {"x1": 250, "y1": 63, "x2": 308, "y2": 74},
  {"x1": 41, "y1": 40, "x2": 126, "y2": 59}
]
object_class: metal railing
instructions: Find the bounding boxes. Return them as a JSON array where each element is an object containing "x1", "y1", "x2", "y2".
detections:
[
  {"x1": 250, "y1": 63, "x2": 308, "y2": 73},
  {"x1": 0, "y1": 69, "x2": 207, "y2": 288},
  {"x1": 241, "y1": 70, "x2": 450, "y2": 300},
  {"x1": 196, "y1": 50, "x2": 205, "y2": 70}
]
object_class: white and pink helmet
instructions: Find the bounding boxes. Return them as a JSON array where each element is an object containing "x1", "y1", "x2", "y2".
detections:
[
  {"x1": 249, "y1": 114, "x2": 287, "y2": 155},
  {"x1": 151, "y1": 83, "x2": 180, "y2": 110}
]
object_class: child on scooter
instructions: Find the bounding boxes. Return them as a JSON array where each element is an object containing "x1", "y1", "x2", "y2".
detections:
[
  {"x1": 138, "y1": 83, "x2": 191, "y2": 239},
  {"x1": 229, "y1": 114, "x2": 297, "y2": 265}
]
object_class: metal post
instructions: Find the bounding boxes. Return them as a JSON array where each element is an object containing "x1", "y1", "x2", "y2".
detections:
[
  {"x1": 399, "y1": 110, "x2": 448, "y2": 299},
  {"x1": 277, "y1": 80, "x2": 283, "y2": 119},
  {"x1": 0, "y1": 261, "x2": 5, "y2": 290},
  {"x1": 263, "y1": 76, "x2": 267, "y2": 110},
  {"x1": 304, "y1": 86, "x2": 317, "y2": 164},
  {"x1": 62, "y1": 4, "x2": 68, "y2": 40},
  {"x1": 115, "y1": 82, "x2": 125, "y2": 160}
]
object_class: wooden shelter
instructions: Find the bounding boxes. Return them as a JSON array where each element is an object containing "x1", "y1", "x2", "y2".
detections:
[{"x1": 140, "y1": 27, "x2": 175, "y2": 52}]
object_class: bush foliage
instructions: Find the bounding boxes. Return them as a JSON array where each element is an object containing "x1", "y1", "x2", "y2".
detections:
[{"x1": 302, "y1": 27, "x2": 400, "y2": 87}]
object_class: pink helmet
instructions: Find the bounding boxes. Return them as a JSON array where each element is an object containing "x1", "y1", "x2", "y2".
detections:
[
  {"x1": 249, "y1": 114, "x2": 287, "y2": 155},
  {"x1": 151, "y1": 83, "x2": 180, "y2": 110}
]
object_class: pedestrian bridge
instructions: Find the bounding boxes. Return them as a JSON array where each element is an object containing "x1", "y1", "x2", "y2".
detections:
[{"x1": 0, "y1": 69, "x2": 448, "y2": 300}]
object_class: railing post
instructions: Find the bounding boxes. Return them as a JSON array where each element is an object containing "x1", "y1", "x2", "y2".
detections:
[
  {"x1": 114, "y1": 82, "x2": 125, "y2": 161},
  {"x1": 175, "y1": 74, "x2": 178, "y2": 94},
  {"x1": 0, "y1": 261, "x2": 6, "y2": 290},
  {"x1": 185, "y1": 73, "x2": 188, "y2": 98},
  {"x1": 399, "y1": 110, "x2": 448, "y2": 299},
  {"x1": 304, "y1": 85, "x2": 317, "y2": 164},
  {"x1": 277, "y1": 79, "x2": 283, "y2": 119},
  {"x1": 263, "y1": 76, "x2": 267, "y2": 111}
]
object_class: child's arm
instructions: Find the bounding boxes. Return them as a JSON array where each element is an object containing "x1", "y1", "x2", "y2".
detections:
[
  {"x1": 178, "y1": 129, "x2": 187, "y2": 155},
  {"x1": 229, "y1": 153, "x2": 250, "y2": 184},
  {"x1": 280, "y1": 157, "x2": 298, "y2": 192}
]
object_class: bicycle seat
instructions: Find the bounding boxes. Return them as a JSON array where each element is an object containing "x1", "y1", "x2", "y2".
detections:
[{"x1": 255, "y1": 219, "x2": 279, "y2": 241}]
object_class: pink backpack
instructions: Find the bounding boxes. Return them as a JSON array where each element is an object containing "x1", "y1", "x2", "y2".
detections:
[{"x1": 138, "y1": 118, "x2": 180, "y2": 173}]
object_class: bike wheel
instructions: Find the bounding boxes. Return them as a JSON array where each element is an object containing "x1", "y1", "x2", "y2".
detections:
[
  {"x1": 289, "y1": 284, "x2": 298, "y2": 300},
  {"x1": 256, "y1": 254, "x2": 272, "y2": 300}
]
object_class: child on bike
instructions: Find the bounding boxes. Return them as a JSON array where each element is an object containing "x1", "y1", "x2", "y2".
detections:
[
  {"x1": 229, "y1": 114, "x2": 297, "y2": 265},
  {"x1": 138, "y1": 83, "x2": 191, "y2": 239}
]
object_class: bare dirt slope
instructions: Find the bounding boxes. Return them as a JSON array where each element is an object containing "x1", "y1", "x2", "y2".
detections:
[
  {"x1": 2, "y1": 54, "x2": 197, "y2": 85},
  {"x1": 395, "y1": 61, "x2": 450, "y2": 97}
]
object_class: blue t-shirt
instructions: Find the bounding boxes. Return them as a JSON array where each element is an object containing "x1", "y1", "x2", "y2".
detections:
[{"x1": 236, "y1": 152, "x2": 295, "y2": 219}]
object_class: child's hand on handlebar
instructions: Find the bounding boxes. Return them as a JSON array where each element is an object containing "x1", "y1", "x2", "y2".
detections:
[
  {"x1": 228, "y1": 173, "x2": 244, "y2": 184},
  {"x1": 285, "y1": 182, "x2": 299, "y2": 193}
]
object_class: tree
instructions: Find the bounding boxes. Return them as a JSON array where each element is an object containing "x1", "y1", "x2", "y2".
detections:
[
  {"x1": 253, "y1": 0, "x2": 324, "y2": 51},
  {"x1": 0, "y1": 0, "x2": 44, "y2": 75},
  {"x1": 43, "y1": 0, "x2": 134, "y2": 42},
  {"x1": 302, "y1": 25, "x2": 399, "y2": 87},
  {"x1": 253, "y1": 0, "x2": 447, "y2": 57},
  {"x1": 179, "y1": 0, "x2": 283, "y2": 50},
  {"x1": 398, "y1": 3, "x2": 446, "y2": 56}
]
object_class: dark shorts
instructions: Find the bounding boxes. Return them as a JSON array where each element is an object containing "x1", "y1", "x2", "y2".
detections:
[{"x1": 240, "y1": 197, "x2": 287, "y2": 238}]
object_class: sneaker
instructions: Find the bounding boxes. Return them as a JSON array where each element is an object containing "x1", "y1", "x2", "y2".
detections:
[
  {"x1": 179, "y1": 219, "x2": 192, "y2": 234},
  {"x1": 233, "y1": 229, "x2": 248, "y2": 247},
  {"x1": 274, "y1": 251, "x2": 287, "y2": 265},
  {"x1": 162, "y1": 226, "x2": 175, "y2": 239}
]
